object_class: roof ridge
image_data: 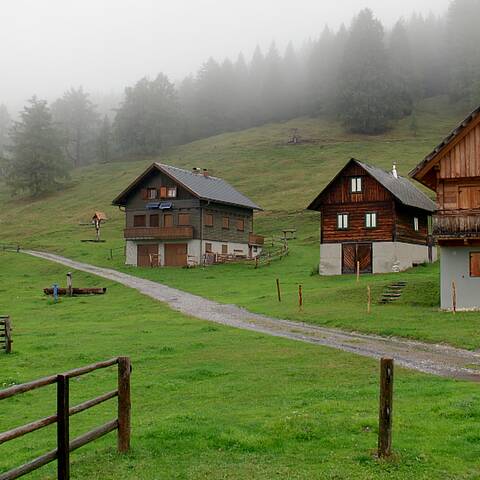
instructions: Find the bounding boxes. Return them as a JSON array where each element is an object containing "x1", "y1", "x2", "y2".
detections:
[{"x1": 156, "y1": 162, "x2": 221, "y2": 180}]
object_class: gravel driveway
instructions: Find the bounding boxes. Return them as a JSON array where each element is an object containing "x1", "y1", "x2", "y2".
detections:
[{"x1": 26, "y1": 250, "x2": 480, "y2": 381}]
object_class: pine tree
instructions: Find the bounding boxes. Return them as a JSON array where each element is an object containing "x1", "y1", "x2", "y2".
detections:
[
  {"x1": 7, "y1": 97, "x2": 69, "y2": 196},
  {"x1": 0, "y1": 104, "x2": 11, "y2": 177},
  {"x1": 96, "y1": 115, "x2": 113, "y2": 163},
  {"x1": 336, "y1": 9, "x2": 399, "y2": 134},
  {"x1": 52, "y1": 87, "x2": 100, "y2": 167}
]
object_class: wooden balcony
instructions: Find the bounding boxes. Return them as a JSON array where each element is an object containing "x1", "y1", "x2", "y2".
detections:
[
  {"x1": 432, "y1": 210, "x2": 480, "y2": 239},
  {"x1": 124, "y1": 226, "x2": 194, "y2": 240},
  {"x1": 249, "y1": 233, "x2": 265, "y2": 246}
]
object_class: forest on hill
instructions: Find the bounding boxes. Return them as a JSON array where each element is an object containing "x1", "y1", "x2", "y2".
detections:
[{"x1": 1, "y1": 0, "x2": 480, "y2": 196}]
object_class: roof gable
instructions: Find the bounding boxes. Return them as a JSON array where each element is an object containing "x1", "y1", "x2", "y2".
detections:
[
  {"x1": 410, "y1": 105, "x2": 480, "y2": 186},
  {"x1": 112, "y1": 163, "x2": 262, "y2": 210},
  {"x1": 307, "y1": 158, "x2": 435, "y2": 212}
]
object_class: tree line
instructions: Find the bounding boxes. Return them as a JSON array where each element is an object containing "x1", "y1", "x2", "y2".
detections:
[{"x1": 1, "y1": 0, "x2": 480, "y2": 195}]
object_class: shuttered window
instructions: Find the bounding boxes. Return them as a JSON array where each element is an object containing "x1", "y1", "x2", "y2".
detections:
[
  {"x1": 164, "y1": 214, "x2": 173, "y2": 227},
  {"x1": 160, "y1": 186, "x2": 168, "y2": 198},
  {"x1": 149, "y1": 214, "x2": 159, "y2": 227},
  {"x1": 236, "y1": 218, "x2": 245, "y2": 231},
  {"x1": 365, "y1": 212, "x2": 377, "y2": 228},
  {"x1": 133, "y1": 215, "x2": 146, "y2": 227},
  {"x1": 222, "y1": 216, "x2": 230, "y2": 229},
  {"x1": 178, "y1": 213, "x2": 190, "y2": 226},
  {"x1": 413, "y1": 217, "x2": 419, "y2": 231},
  {"x1": 351, "y1": 177, "x2": 362, "y2": 193},
  {"x1": 205, "y1": 213, "x2": 214, "y2": 227},
  {"x1": 470, "y1": 253, "x2": 480, "y2": 277},
  {"x1": 337, "y1": 213, "x2": 348, "y2": 230}
]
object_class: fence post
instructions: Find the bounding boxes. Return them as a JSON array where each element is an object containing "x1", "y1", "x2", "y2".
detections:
[
  {"x1": 452, "y1": 280, "x2": 457, "y2": 314},
  {"x1": 378, "y1": 358, "x2": 394, "y2": 458},
  {"x1": 57, "y1": 374, "x2": 70, "y2": 480},
  {"x1": 367, "y1": 286, "x2": 371, "y2": 314},
  {"x1": 276, "y1": 278, "x2": 281, "y2": 302},
  {"x1": 298, "y1": 284, "x2": 303, "y2": 311},
  {"x1": 118, "y1": 356, "x2": 131, "y2": 453},
  {"x1": 67, "y1": 272, "x2": 73, "y2": 297},
  {"x1": 5, "y1": 316, "x2": 12, "y2": 354},
  {"x1": 356, "y1": 261, "x2": 360, "y2": 282}
]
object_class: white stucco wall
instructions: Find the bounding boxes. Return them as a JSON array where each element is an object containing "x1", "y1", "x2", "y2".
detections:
[
  {"x1": 319, "y1": 243, "x2": 342, "y2": 275},
  {"x1": 319, "y1": 241, "x2": 436, "y2": 276},
  {"x1": 125, "y1": 240, "x2": 137, "y2": 265},
  {"x1": 440, "y1": 246, "x2": 480, "y2": 311}
]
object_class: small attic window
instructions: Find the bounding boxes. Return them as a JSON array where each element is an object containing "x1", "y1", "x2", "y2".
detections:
[
  {"x1": 351, "y1": 177, "x2": 362, "y2": 193},
  {"x1": 167, "y1": 187, "x2": 177, "y2": 198}
]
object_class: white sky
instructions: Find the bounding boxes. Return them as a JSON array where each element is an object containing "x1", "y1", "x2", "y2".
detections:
[{"x1": 0, "y1": 0, "x2": 450, "y2": 112}]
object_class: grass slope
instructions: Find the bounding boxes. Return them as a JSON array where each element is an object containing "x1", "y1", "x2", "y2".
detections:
[
  {"x1": 1, "y1": 253, "x2": 480, "y2": 479},
  {"x1": 1, "y1": 96, "x2": 479, "y2": 349}
]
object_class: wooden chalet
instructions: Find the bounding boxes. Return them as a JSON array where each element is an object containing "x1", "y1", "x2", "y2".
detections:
[
  {"x1": 112, "y1": 163, "x2": 264, "y2": 267},
  {"x1": 410, "y1": 106, "x2": 480, "y2": 310},
  {"x1": 307, "y1": 158, "x2": 436, "y2": 275}
]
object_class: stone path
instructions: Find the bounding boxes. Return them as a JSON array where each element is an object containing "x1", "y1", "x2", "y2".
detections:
[{"x1": 26, "y1": 250, "x2": 480, "y2": 381}]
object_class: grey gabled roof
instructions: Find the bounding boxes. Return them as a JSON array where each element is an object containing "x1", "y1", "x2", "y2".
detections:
[
  {"x1": 356, "y1": 160, "x2": 435, "y2": 212},
  {"x1": 307, "y1": 158, "x2": 435, "y2": 212},
  {"x1": 157, "y1": 163, "x2": 262, "y2": 210}
]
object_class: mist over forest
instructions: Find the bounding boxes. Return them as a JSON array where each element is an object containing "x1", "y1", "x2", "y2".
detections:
[{"x1": 1, "y1": 0, "x2": 480, "y2": 195}]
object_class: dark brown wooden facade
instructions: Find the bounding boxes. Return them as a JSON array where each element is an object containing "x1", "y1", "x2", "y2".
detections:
[{"x1": 313, "y1": 161, "x2": 431, "y2": 246}]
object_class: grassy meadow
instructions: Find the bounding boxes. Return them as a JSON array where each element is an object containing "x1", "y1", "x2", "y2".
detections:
[
  {"x1": 1, "y1": 97, "x2": 480, "y2": 350},
  {"x1": 1, "y1": 252, "x2": 480, "y2": 479}
]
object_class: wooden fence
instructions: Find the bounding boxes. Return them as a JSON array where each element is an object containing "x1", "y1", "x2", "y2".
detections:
[
  {"x1": 0, "y1": 244, "x2": 20, "y2": 253},
  {"x1": 0, "y1": 316, "x2": 12, "y2": 354},
  {"x1": 0, "y1": 357, "x2": 131, "y2": 480}
]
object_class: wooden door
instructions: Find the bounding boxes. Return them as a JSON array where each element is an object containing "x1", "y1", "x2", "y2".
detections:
[
  {"x1": 164, "y1": 243, "x2": 187, "y2": 267},
  {"x1": 459, "y1": 186, "x2": 480, "y2": 209},
  {"x1": 342, "y1": 243, "x2": 372, "y2": 274},
  {"x1": 137, "y1": 244, "x2": 158, "y2": 267}
]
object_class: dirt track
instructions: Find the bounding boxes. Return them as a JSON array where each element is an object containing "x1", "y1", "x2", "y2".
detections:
[{"x1": 26, "y1": 250, "x2": 480, "y2": 381}]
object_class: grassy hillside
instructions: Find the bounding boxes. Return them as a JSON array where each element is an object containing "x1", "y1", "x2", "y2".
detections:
[
  {"x1": 1, "y1": 96, "x2": 478, "y2": 349},
  {"x1": 2, "y1": 253, "x2": 480, "y2": 479},
  {"x1": 0, "y1": 96, "x2": 465, "y2": 251}
]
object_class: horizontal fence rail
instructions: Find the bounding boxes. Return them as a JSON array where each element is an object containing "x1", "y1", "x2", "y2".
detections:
[
  {"x1": 0, "y1": 245, "x2": 20, "y2": 253},
  {"x1": 0, "y1": 357, "x2": 131, "y2": 480},
  {"x1": 0, "y1": 316, "x2": 12, "y2": 354}
]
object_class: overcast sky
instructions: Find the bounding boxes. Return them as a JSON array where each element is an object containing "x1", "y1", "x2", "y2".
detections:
[{"x1": 1, "y1": 0, "x2": 450, "y2": 112}]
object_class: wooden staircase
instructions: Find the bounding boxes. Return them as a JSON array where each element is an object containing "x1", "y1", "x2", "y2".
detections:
[{"x1": 380, "y1": 281, "x2": 407, "y2": 304}]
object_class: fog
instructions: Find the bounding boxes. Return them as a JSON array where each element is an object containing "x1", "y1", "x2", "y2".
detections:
[{"x1": 1, "y1": 0, "x2": 449, "y2": 112}]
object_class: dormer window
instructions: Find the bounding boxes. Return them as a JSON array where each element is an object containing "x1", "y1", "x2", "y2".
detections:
[
  {"x1": 351, "y1": 177, "x2": 362, "y2": 193},
  {"x1": 167, "y1": 187, "x2": 177, "y2": 198}
]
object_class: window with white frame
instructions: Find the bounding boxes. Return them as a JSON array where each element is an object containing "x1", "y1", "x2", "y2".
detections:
[
  {"x1": 365, "y1": 212, "x2": 377, "y2": 228},
  {"x1": 413, "y1": 217, "x2": 419, "y2": 231},
  {"x1": 351, "y1": 177, "x2": 362, "y2": 193},
  {"x1": 337, "y1": 213, "x2": 349, "y2": 230},
  {"x1": 167, "y1": 187, "x2": 177, "y2": 198}
]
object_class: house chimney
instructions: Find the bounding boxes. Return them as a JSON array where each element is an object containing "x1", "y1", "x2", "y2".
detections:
[
  {"x1": 392, "y1": 163, "x2": 398, "y2": 179},
  {"x1": 203, "y1": 168, "x2": 209, "y2": 177},
  {"x1": 192, "y1": 167, "x2": 200, "y2": 174}
]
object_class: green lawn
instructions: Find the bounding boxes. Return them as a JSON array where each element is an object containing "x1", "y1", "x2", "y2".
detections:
[
  {"x1": 1, "y1": 252, "x2": 480, "y2": 479},
  {"x1": 1, "y1": 96, "x2": 479, "y2": 350}
]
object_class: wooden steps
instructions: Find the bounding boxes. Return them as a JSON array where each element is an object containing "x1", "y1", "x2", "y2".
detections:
[{"x1": 380, "y1": 282, "x2": 407, "y2": 304}]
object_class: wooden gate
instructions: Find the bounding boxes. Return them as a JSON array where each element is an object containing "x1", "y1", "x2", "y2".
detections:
[
  {"x1": 137, "y1": 244, "x2": 158, "y2": 267},
  {"x1": 165, "y1": 243, "x2": 188, "y2": 267},
  {"x1": 342, "y1": 243, "x2": 372, "y2": 274}
]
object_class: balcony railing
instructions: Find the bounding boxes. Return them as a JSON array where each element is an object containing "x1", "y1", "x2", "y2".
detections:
[
  {"x1": 432, "y1": 210, "x2": 480, "y2": 238},
  {"x1": 249, "y1": 233, "x2": 265, "y2": 246},
  {"x1": 124, "y1": 226, "x2": 194, "y2": 240}
]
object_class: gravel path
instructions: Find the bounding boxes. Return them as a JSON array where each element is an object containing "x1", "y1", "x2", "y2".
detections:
[{"x1": 26, "y1": 250, "x2": 480, "y2": 381}]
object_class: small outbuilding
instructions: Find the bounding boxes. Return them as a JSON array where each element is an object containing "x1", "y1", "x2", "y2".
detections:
[{"x1": 307, "y1": 158, "x2": 436, "y2": 275}]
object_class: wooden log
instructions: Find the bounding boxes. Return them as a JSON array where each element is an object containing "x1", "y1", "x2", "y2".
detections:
[
  {"x1": 0, "y1": 374, "x2": 57, "y2": 400},
  {"x1": 117, "y1": 357, "x2": 131, "y2": 453},
  {"x1": 43, "y1": 287, "x2": 107, "y2": 296},
  {"x1": 378, "y1": 358, "x2": 394, "y2": 458},
  {"x1": 0, "y1": 414, "x2": 57, "y2": 446},
  {"x1": 57, "y1": 374, "x2": 70, "y2": 480},
  {"x1": 276, "y1": 278, "x2": 281, "y2": 302},
  {"x1": 62, "y1": 357, "x2": 118, "y2": 379},
  {"x1": 69, "y1": 390, "x2": 118, "y2": 417}
]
